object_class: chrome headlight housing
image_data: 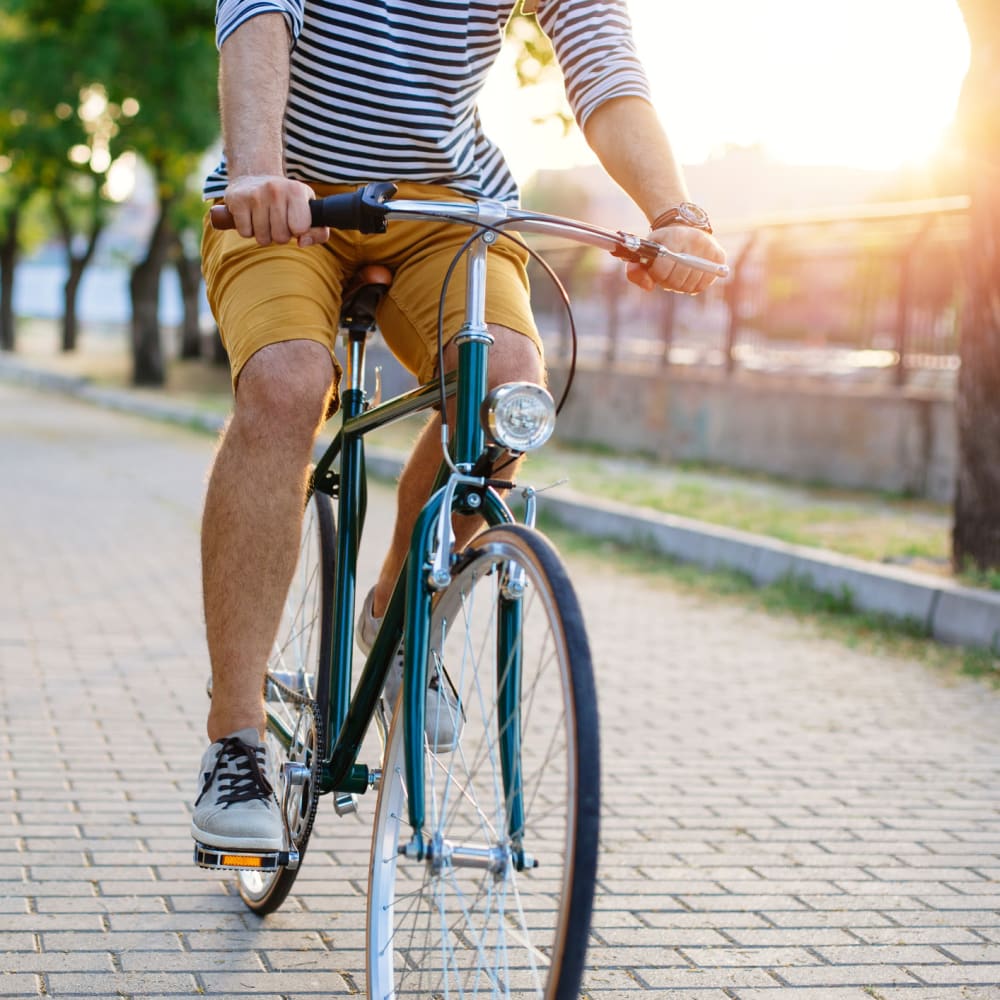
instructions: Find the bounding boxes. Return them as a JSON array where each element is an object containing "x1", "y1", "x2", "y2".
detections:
[{"x1": 480, "y1": 382, "x2": 556, "y2": 453}]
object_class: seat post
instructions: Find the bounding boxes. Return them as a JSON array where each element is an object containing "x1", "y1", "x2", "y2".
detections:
[{"x1": 344, "y1": 329, "x2": 367, "y2": 403}]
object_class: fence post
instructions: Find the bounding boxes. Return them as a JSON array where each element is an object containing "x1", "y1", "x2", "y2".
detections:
[
  {"x1": 724, "y1": 232, "x2": 758, "y2": 375},
  {"x1": 603, "y1": 268, "x2": 620, "y2": 364},
  {"x1": 893, "y1": 216, "x2": 936, "y2": 387},
  {"x1": 660, "y1": 291, "x2": 676, "y2": 367}
]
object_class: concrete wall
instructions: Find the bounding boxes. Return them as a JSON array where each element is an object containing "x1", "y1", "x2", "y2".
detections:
[
  {"x1": 366, "y1": 343, "x2": 957, "y2": 502},
  {"x1": 550, "y1": 363, "x2": 957, "y2": 502}
]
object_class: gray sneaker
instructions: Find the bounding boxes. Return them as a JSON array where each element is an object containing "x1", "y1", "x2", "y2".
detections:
[
  {"x1": 357, "y1": 589, "x2": 464, "y2": 752},
  {"x1": 191, "y1": 728, "x2": 283, "y2": 852}
]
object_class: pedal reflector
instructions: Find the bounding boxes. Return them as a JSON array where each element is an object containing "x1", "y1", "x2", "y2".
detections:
[
  {"x1": 194, "y1": 843, "x2": 284, "y2": 871},
  {"x1": 223, "y1": 854, "x2": 263, "y2": 868}
]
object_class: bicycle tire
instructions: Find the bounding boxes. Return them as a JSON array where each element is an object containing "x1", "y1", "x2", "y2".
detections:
[
  {"x1": 238, "y1": 489, "x2": 336, "y2": 915},
  {"x1": 366, "y1": 524, "x2": 600, "y2": 999}
]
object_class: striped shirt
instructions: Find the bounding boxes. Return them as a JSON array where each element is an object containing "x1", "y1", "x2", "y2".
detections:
[{"x1": 203, "y1": 0, "x2": 652, "y2": 203}]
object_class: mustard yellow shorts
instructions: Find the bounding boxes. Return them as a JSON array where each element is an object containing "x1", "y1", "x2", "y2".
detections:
[{"x1": 201, "y1": 181, "x2": 543, "y2": 403}]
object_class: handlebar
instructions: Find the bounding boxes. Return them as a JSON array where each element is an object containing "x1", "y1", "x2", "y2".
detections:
[{"x1": 209, "y1": 181, "x2": 730, "y2": 279}]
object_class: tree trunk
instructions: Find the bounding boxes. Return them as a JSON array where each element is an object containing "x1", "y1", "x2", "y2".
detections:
[
  {"x1": 62, "y1": 259, "x2": 85, "y2": 353},
  {"x1": 951, "y1": 0, "x2": 1000, "y2": 572},
  {"x1": 53, "y1": 193, "x2": 104, "y2": 353},
  {"x1": 129, "y1": 196, "x2": 175, "y2": 386},
  {"x1": 175, "y1": 243, "x2": 203, "y2": 360},
  {"x1": 0, "y1": 207, "x2": 20, "y2": 352}
]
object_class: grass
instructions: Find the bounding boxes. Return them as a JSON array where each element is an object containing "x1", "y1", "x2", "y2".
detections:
[
  {"x1": 366, "y1": 411, "x2": 955, "y2": 577},
  {"x1": 960, "y1": 564, "x2": 1000, "y2": 592},
  {"x1": 527, "y1": 448, "x2": 951, "y2": 567},
  {"x1": 541, "y1": 516, "x2": 1000, "y2": 687}
]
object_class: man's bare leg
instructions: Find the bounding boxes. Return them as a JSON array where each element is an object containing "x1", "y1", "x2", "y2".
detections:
[
  {"x1": 202, "y1": 340, "x2": 335, "y2": 741},
  {"x1": 370, "y1": 328, "x2": 543, "y2": 617}
]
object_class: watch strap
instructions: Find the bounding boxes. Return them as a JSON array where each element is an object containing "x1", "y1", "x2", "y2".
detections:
[{"x1": 650, "y1": 203, "x2": 712, "y2": 234}]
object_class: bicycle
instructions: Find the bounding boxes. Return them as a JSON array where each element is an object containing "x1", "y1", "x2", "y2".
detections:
[{"x1": 197, "y1": 182, "x2": 728, "y2": 998}]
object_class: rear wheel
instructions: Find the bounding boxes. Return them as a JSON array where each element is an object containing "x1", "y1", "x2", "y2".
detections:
[
  {"x1": 366, "y1": 525, "x2": 600, "y2": 999},
  {"x1": 238, "y1": 489, "x2": 336, "y2": 915}
]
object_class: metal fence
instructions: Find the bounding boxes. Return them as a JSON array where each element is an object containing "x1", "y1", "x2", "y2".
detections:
[{"x1": 528, "y1": 196, "x2": 969, "y2": 391}]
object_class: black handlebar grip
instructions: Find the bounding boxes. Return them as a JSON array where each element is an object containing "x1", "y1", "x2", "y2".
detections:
[
  {"x1": 309, "y1": 191, "x2": 365, "y2": 230},
  {"x1": 209, "y1": 181, "x2": 398, "y2": 234},
  {"x1": 312, "y1": 181, "x2": 398, "y2": 233}
]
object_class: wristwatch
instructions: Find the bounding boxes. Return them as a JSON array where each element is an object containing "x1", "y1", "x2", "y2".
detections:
[{"x1": 650, "y1": 202, "x2": 713, "y2": 234}]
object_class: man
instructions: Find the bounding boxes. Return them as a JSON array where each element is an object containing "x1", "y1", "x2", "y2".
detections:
[{"x1": 191, "y1": 0, "x2": 726, "y2": 857}]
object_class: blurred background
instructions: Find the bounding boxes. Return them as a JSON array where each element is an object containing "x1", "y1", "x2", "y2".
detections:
[{"x1": 1, "y1": 0, "x2": 997, "y2": 578}]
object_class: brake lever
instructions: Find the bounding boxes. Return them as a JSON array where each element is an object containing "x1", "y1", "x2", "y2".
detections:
[{"x1": 612, "y1": 232, "x2": 730, "y2": 279}]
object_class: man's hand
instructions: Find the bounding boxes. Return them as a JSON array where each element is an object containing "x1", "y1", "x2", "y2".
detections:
[
  {"x1": 224, "y1": 175, "x2": 331, "y2": 248},
  {"x1": 627, "y1": 225, "x2": 727, "y2": 296}
]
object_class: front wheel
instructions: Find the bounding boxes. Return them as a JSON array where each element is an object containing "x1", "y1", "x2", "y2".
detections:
[{"x1": 366, "y1": 525, "x2": 600, "y2": 999}]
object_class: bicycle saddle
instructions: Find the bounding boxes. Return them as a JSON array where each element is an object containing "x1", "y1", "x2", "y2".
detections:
[{"x1": 340, "y1": 264, "x2": 394, "y2": 333}]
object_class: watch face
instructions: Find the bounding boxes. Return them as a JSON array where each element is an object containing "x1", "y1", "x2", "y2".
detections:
[{"x1": 679, "y1": 202, "x2": 710, "y2": 228}]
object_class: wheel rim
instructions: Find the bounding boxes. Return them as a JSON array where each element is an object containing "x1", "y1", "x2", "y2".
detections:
[{"x1": 368, "y1": 536, "x2": 585, "y2": 998}]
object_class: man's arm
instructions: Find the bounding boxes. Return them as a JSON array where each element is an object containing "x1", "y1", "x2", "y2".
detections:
[
  {"x1": 584, "y1": 98, "x2": 726, "y2": 295},
  {"x1": 219, "y1": 12, "x2": 328, "y2": 246}
]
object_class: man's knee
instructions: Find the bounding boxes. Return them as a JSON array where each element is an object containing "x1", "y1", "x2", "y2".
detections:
[
  {"x1": 483, "y1": 325, "x2": 545, "y2": 388},
  {"x1": 234, "y1": 340, "x2": 336, "y2": 439}
]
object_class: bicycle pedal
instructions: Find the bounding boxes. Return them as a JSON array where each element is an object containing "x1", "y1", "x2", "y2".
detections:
[{"x1": 193, "y1": 843, "x2": 296, "y2": 872}]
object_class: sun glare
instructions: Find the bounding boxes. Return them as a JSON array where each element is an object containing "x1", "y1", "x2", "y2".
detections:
[
  {"x1": 481, "y1": 0, "x2": 971, "y2": 179},
  {"x1": 633, "y1": 0, "x2": 971, "y2": 170}
]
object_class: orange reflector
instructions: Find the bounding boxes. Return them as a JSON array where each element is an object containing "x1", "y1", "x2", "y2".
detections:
[{"x1": 222, "y1": 855, "x2": 263, "y2": 868}]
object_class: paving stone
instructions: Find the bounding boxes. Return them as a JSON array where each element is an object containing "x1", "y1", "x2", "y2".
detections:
[
  {"x1": 733, "y1": 991, "x2": 877, "y2": 1000},
  {"x1": 912, "y1": 964, "x2": 1000, "y2": 985},
  {"x1": 45, "y1": 972, "x2": 198, "y2": 995},
  {"x1": 878, "y1": 991, "x2": 1000, "y2": 1000},
  {"x1": 197, "y1": 971, "x2": 354, "y2": 993},
  {"x1": 775, "y1": 964, "x2": 923, "y2": 987},
  {"x1": 0, "y1": 976, "x2": 41, "y2": 998}
]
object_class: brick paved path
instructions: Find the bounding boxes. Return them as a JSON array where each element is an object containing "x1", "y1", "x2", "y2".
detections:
[{"x1": 2, "y1": 380, "x2": 999, "y2": 1000}]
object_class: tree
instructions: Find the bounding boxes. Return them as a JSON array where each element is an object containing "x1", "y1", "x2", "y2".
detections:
[
  {"x1": 85, "y1": 0, "x2": 217, "y2": 385},
  {"x1": 0, "y1": 182, "x2": 25, "y2": 352},
  {"x1": 951, "y1": 0, "x2": 1000, "y2": 572},
  {"x1": 0, "y1": 4, "x2": 129, "y2": 353},
  {"x1": 0, "y1": 8, "x2": 43, "y2": 351},
  {"x1": 47, "y1": 86, "x2": 128, "y2": 353}
]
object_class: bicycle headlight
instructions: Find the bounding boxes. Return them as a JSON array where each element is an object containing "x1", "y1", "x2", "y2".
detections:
[{"x1": 480, "y1": 382, "x2": 556, "y2": 453}]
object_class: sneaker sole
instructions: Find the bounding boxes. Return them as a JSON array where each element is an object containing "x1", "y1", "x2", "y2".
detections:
[{"x1": 190, "y1": 820, "x2": 283, "y2": 854}]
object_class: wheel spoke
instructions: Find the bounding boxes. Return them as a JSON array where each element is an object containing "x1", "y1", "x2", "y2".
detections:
[{"x1": 366, "y1": 527, "x2": 599, "y2": 998}]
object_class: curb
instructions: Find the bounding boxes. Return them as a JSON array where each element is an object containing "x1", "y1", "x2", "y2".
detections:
[
  {"x1": 540, "y1": 491, "x2": 999, "y2": 654},
  {"x1": 3, "y1": 355, "x2": 998, "y2": 654}
]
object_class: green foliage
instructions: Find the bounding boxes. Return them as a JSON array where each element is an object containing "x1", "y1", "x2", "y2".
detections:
[
  {"x1": 87, "y1": 0, "x2": 218, "y2": 197},
  {"x1": 0, "y1": 0, "x2": 217, "y2": 224},
  {"x1": 958, "y1": 561, "x2": 1000, "y2": 591},
  {"x1": 505, "y1": 8, "x2": 572, "y2": 133},
  {"x1": 0, "y1": 179, "x2": 50, "y2": 256},
  {"x1": 506, "y1": 9, "x2": 555, "y2": 87}
]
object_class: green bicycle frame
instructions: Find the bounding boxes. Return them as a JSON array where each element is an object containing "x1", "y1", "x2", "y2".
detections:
[{"x1": 302, "y1": 232, "x2": 525, "y2": 855}]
